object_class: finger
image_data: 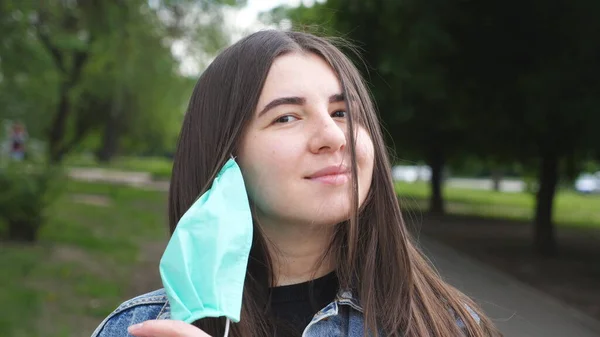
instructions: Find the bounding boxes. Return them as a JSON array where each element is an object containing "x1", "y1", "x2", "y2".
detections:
[{"x1": 128, "y1": 320, "x2": 212, "y2": 337}]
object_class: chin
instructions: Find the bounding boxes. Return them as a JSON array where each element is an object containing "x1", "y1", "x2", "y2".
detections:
[{"x1": 304, "y1": 205, "x2": 351, "y2": 227}]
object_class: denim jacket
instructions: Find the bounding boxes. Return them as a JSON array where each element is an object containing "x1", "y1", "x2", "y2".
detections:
[{"x1": 91, "y1": 288, "x2": 478, "y2": 337}]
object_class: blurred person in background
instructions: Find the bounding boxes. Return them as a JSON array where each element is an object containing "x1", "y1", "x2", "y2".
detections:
[{"x1": 9, "y1": 122, "x2": 27, "y2": 161}]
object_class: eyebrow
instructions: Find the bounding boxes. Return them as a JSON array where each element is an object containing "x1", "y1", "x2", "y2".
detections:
[
  {"x1": 258, "y1": 93, "x2": 345, "y2": 117},
  {"x1": 329, "y1": 93, "x2": 345, "y2": 104}
]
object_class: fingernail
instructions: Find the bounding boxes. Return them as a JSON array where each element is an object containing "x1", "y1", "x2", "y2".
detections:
[{"x1": 127, "y1": 322, "x2": 144, "y2": 333}]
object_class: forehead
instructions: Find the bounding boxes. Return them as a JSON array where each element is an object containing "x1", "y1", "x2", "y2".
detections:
[{"x1": 258, "y1": 52, "x2": 342, "y2": 102}]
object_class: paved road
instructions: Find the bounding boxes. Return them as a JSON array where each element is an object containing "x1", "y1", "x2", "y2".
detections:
[{"x1": 420, "y1": 237, "x2": 600, "y2": 337}]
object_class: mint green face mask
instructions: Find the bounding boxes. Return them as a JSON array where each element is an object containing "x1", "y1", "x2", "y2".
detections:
[{"x1": 159, "y1": 158, "x2": 253, "y2": 334}]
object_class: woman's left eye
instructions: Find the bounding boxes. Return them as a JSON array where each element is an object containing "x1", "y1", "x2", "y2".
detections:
[{"x1": 332, "y1": 110, "x2": 347, "y2": 118}]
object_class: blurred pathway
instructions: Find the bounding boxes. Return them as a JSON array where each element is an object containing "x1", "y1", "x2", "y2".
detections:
[
  {"x1": 68, "y1": 167, "x2": 169, "y2": 191},
  {"x1": 419, "y1": 236, "x2": 600, "y2": 337}
]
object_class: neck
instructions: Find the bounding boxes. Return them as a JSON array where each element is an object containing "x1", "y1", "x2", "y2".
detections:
[{"x1": 259, "y1": 218, "x2": 336, "y2": 286}]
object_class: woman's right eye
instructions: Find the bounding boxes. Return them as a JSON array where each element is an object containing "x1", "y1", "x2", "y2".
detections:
[{"x1": 274, "y1": 115, "x2": 298, "y2": 124}]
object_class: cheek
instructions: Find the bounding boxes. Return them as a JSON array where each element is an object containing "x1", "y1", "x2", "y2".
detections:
[
  {"x1": 241, "y1": 134, "x2": 302, "y2": 178},
  {"x1": 236, "y1": 132, "x2": 302, "y2": 205}
]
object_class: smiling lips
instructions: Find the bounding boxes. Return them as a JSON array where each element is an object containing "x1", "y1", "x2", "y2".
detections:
[{"x1": 306, "y1": 165, "x2": 351, "y2": 185}]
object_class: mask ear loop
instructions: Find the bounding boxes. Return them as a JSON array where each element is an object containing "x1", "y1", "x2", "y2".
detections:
[
  {"x1": 224, "y1": 318, "x2": 231, "y2": 337},
  {"x1": 224, "y1": 154, "x2": 237, "y2": 337},
  {"x1": 168, "y1": 153, "x2": 239, "y2": 336}
]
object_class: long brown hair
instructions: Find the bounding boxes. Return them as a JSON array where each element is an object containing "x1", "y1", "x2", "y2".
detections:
[{"x1": 168, "y1": 30, "x2": 500, "y2": 337}]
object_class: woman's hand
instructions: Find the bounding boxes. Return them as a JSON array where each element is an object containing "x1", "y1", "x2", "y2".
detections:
[{"x1": 128, "y1": 320, "x2": 212, "y2": 337}]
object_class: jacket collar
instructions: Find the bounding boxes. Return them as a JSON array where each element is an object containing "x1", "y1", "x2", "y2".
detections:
[{"x1": 156, "y1": 288, "x2": 363, "y2": 320}]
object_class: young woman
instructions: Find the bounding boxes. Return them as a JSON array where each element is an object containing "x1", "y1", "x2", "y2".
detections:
[{"x1": 91, "y1": 30, "x2": 500, "y2": 337}]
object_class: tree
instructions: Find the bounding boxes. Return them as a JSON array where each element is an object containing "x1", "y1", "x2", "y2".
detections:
[
  {"x1": 0, "y1": 0, "x2": 245, "y2": 163},
  {"x1": 443, "y1": 0, "x2": 600, "y2": 255},
  {"x1": 0, "y1": 1, "x2": 62, "y2": 140}
]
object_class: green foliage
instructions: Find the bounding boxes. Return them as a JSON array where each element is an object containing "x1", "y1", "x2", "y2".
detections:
[
  {"x1": 582, "y1": 161, "x2": 600, "y2": 173},
  {"x1": 442, "y1": 0, "x2": 600, "y2": 166},
  {"x1": 0, "y1": 163, "x2": 65, "y2": 241},
  {"x1": 0, "y1": 0, "x2": 243, "y2": 162},
  {"x1": 260, "y1": 2, "x2": 336, "y2": 34},
  {"x1": 75, "y1": 4, "x2": 194, "y2": 157},
  {"x1": 0, "y1": 2, "x2": 59, "y2": 137}
]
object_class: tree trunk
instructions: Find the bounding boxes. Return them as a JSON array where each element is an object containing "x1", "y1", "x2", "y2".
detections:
[
  {"x1": 491, "y1": 169, "x2": 503, "y2": 192},
  {"x1": 534, "y1": 152, "x2": 559, "y2": 256},
  {"x1": 428, "y1": 147, "x2": 445, "y2": 215},
  {"x1": 8, "y1": 219, "x2": 40, "y2": 242},
  {"x1": 48, "y1": 84, "x2": 70, "y2": 163},
  {"x1": 96, "y1": 115, "x2": 120, "y2": 163},
  {"x1": 97, "y1": 33, "x2": 128, "y2": 164}
]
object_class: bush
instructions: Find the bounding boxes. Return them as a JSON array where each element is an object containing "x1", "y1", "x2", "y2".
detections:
[{"x1": 0, "y1": 163, "x2": 64, "y2": 242}]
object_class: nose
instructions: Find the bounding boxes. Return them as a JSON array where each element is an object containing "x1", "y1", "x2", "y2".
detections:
[{"x1": 308, "y1": 113, "x2": 347, "y2": 154}]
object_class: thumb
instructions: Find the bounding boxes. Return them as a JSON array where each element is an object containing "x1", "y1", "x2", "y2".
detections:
[{"x1": 128, "y1": 320, "x2": 212, "y2": 337}]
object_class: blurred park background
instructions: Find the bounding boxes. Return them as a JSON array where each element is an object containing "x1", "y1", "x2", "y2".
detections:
[{"x1": 1, "y1": 0, "x2": 599, "y2": 336}]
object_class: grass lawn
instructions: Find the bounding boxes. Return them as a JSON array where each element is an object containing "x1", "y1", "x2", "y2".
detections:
[
  {"x1": 396, "y1": 181, "x2": 600, "y2": 228},
  {"x1": 0, "y1": 181, "x2": 168, "y2": 337}
]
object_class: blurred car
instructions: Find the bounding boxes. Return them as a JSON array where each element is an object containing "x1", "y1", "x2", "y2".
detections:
[{"x1": 574, "y1": 172, "x2": 600, "y2": 193}]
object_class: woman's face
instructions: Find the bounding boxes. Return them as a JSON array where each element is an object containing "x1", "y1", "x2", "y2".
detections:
[{"x1": 237, "y1": 52, "x2": 375, "y2": 228}]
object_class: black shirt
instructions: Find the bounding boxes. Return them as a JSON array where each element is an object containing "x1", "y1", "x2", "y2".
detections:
[{"x1": 270, "y1": 272, "x2": 339, "y2": 336}]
